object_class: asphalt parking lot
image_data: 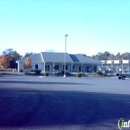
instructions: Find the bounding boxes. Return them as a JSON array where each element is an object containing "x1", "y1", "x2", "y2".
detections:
[{"x1": 0, "y1": 75, "x2": 130, "y2": 130}]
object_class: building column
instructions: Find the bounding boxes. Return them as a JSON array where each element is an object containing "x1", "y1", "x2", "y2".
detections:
[
  {"x1": 122, "y1": 60, "x2": 124, "y2": 73},
  {"x1": 50, "y1": 63, "x2": 52, "y2": 72},
  {"x1": 53, "y1": 63, "x2": 55, "y2": 73},
  {"x1": 68, "y1": 63, "x2": 70, "y2": 72},
  {"x1": 116, "y1": 66, "x2": 118, "y2": 73},
  {"x1": 82, "y1": 63, "x2": 83, "y2": 72},
  {"x1": 111, "y1": 60, "x2": 113, "y2": 70},
  {"x1": 127, "y1": 64, "x2": 129, "y2": 72},
  {"x1": 62, "y1": 63, "x2": 64, "y2": 70},
  {"x1": 49, "y1": 63, "x2": 52, "y2": 72},
  {"x1": 70, "y1": 63, "x2": 71, "y2": 72},
  {"x1": 17, "y1": 62, "x2": 20, "y2": 72},
  {"x1": 91, "y1": 64, "x2": 93, "y2": 72},
  {"x1": 70, "y1": 63, "x2": 73, "y2": 72},
  {"x1": 44, "y1": 62, "x2": 45, "y2": 72}
]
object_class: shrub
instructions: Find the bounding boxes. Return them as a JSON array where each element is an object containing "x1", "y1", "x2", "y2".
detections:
[
  {"x1": 76, "y1": 73, "x2": 82, "y2": 78},
  {"x1": 34, "y1": 69, "x2": 41, "y2": 74},
  {"x1": 44, "y1": 72, "x2": 49, "y2": 76},
  {"x1": 0, "y1": 72, "x2": 8, "y2": 75},
  {"x1": 20, "y1": 69, "x2": 23, "y2": 72},
  {"x1": 96, "y1": 70, "x2": 102, "y2": 75},
  {"x1": 94, "y1": 70, "x2": 103, "y2": 77}
]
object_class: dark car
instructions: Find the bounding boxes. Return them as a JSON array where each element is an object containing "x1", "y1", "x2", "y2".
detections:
[{"x1": 118, "y1": 72, "x2": 130, "y2": 80}]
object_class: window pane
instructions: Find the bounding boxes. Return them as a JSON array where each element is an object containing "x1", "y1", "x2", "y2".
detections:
[{"x1": 35, "y1": 64, "x2": 38, "y2": 69}]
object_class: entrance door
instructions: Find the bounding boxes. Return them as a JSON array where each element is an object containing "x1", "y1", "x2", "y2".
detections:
[
  {"x1": 45, "y1": 65, "x2": 50, "y2": 71},
  {"x1": 86, "y1": 66, "x2": 90, "y2": 72}
]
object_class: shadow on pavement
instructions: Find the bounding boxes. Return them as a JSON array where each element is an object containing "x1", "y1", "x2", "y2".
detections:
[
  {"x1": 0, "y1": 80, "x2": 96, "y2": 85},
  {"x1": 0, "y1": 87, "x2": 130, "y2": 129}
]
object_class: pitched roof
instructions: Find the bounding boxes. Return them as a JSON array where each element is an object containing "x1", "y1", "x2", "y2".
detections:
[
  {"x1": 18, "y1": 53, "x2": 43, "y2": 62},
  {"x1": 41, "y1": 52, "x2": 73, "y2": 63},
  {"x1": 17, "y1": 52, "x2": 101, "y2": 64},
  {"x1": 70, "y1": 54, "x2": 101, "y2": 64}
]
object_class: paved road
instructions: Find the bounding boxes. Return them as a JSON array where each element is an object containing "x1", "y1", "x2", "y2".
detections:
[{"x1": 0, "y1": 75, "x2": 130, "y2": 130}]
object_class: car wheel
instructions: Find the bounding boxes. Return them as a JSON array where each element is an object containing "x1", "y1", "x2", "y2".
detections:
[{"x1": 122, "y1": 76, "x2": 125, "y2": 80}]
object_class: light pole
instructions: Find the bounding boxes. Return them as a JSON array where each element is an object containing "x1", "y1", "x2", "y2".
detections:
[{"x1": 63, "y1": 34, "x2": 68, "y2": 77}]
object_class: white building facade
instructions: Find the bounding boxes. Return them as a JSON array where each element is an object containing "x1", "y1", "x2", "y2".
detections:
[
  {"x1": 16, "y1": 52, "x2": 101, "y2": 73},
  {"x1": 100, "y1": 60, "x2": 130, "y2": 73}
]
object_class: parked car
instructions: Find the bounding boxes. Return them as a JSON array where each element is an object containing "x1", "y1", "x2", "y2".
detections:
[
  {"x1": 118, "y1": 72, "x2": 130, "y2": 80},
  {"x1": 103, "y1": 70, "x2": 115, "y2": 77}
]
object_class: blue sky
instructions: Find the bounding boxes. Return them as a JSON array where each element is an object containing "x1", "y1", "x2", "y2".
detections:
[{"x1": 0, "y1": 0, "x2": 130, "y2": 56}]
